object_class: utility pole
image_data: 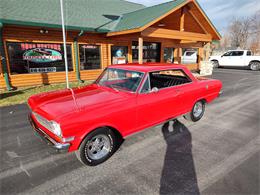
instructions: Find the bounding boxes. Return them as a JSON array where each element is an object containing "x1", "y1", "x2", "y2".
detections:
[{"x1": 60, "y1": 0, "x2": 69, "y2": 88}]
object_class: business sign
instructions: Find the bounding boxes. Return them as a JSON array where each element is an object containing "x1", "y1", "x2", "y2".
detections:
[
  {"x1": 30, "y1": 67, "x2": 57, "y2": 73},
  {"x1": 23, "y1": 48, "x2": 62, "y2": 63}
]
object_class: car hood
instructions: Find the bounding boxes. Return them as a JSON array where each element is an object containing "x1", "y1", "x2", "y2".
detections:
[{"x1": 28, "y1": 84, "x2": 124, "y2": 121}]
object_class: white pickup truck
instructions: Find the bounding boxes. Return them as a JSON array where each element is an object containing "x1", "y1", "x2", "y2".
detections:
[
  {"x1": 181, "y1": 50, "x2": 197, "y2": 64},
  {"x1": 209, "y1": 50, "x2": 260, "y2": 71}
]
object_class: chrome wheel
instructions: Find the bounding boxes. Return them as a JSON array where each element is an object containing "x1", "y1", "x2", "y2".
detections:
[
  {"x1": 212, "y1": 60, "x2": 219, "y2": 68},
  {"x1": 250, "y1": 62, "x2": 260, "y2": 71},
  {"x1": 86, "y1": 134, "x2": 111, "y2": 160},
  {"x1": 193, "y1": 102, "x2": 203, "y2": 118}
]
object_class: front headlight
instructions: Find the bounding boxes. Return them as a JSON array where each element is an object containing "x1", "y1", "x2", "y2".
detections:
[
  {"x1": 32, "y1": 112, "x2": 62, "y2": 137},
  {"x1": 49, "y1": 121, "x2": 62, "y2": 137}
]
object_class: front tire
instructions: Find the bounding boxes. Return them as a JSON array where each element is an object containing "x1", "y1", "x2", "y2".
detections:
[
  {"x1": 184, "y1": 101, "x2": 205, "y2": 122},
  {"x1": 249, "y1": 61, "x2": 260, "y2": 71},
  {"x1": 76, "y1": 127, "x2": 116, "y2": 166}
]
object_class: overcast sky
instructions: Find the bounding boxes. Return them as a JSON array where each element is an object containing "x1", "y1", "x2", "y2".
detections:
[{"x1": 127, "y1": 0, "x2": 260, "y2": 35}]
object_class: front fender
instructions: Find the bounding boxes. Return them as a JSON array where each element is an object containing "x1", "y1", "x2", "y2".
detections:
[{"x1": 68, "y1": 122, "x2": 122, "y2": 152}]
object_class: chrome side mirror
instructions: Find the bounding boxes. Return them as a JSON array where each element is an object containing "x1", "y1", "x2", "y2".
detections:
[{"x1": 150, "y1": 87, "x2": 159, "y2": 93}]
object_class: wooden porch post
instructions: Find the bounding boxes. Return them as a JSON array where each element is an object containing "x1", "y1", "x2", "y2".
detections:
[
  {"x1": 174, "y1": 48, "x2": 182, "y2": 64},
  {"x1": 204, "y1": 42, "x2": 211, "y2": 61},
  {"x1": 198, "y1": 47, "x2": 203, "y2": 70},
  {"x1": 138, "y1": 37, "x2": 143, "y2": 64},
  {"x1": 128, "y1": 42, "x2": 132, "y2": 63},
  {"x1": 180, "y1": 8, "x2": 185, "y2": 32}
]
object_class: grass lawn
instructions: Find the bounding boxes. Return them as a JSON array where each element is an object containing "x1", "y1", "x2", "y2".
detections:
[{"x1": 0, "y1": 81, "x2": 90, "y2": 107}]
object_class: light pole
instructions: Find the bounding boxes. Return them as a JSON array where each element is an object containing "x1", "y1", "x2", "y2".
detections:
[{"x1": 60, "y1": 0, "x2": 69, "y2": 88}]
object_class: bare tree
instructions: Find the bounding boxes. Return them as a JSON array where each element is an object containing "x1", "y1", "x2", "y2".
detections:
[
  {"x1": 249, "y1": 10, "x2": 260, "y2": 54},
  {"x1": 212, "y1": 10, "x2": 260, "y2": 54},
  {"x1": 228, "y1": 17, "x2": 251, "y2": 49},
  {"x1": 220, "y1": 33, "x2": 231, "y2": 50}
]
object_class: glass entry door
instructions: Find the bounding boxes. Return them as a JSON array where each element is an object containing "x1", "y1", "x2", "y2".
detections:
[
  {"x1": 132, "y1": 41, "x2": 161, "y2": 63},
  {"x1": 164, "y1": 48, "x2": 175, "y2": 63}
]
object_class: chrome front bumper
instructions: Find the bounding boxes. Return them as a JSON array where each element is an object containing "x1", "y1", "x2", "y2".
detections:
[{"x1": 28, "y1": 114, "x2": 70, "y2": 152}]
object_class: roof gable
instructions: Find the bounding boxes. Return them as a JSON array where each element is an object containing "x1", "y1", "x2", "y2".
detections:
[
  {"x1": 108, "y1": 0, "x2": 221, "y2": 40},
  {"x1": 111, "y1": 0, "x2": 187, "y2": 32}
]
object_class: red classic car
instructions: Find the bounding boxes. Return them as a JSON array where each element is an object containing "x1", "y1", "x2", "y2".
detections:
[{"x1": 28, "y1": 64, "x2": 222, "y2": 166}]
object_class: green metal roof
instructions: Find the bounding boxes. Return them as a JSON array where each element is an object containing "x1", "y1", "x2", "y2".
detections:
[
  {"x1": 0, "y1": 0, "x2": 220, "y2": 38},
  {"x1": 0, "y1": 0, "x2": 145, "y2": 32},
  {"x1": 111, "y1": 0, "x2": 187, "y2": 32}
]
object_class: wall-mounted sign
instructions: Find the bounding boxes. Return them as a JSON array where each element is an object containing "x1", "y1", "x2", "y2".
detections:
[
  {"x1": 30, "y1": 67, "x2": 57, "y2": 73},
  {"x1": 21, "y1": 43, "x2": 61, "y2": 51},
  {"x1": 82, "y1": 45, "x2": 98, "y2": 49},
  {"x1": 23, "y1": 48, "x2": 62, "y2": 63}
]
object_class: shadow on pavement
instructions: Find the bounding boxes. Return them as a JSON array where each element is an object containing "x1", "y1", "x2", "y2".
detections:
[{"x1": 160, "y1": 120, "x2": 200, "y2": 195}]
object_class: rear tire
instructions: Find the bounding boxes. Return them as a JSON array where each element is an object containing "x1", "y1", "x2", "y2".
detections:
[
  {"x1": 184, "y1": 101, "x2": 205, "y2": 122},
  {"x1": 211, "y1": 60, "x2": 219, "y2": 69},
  {"x1": 76, "y1": 127, "x2": 116, "y2": 166},
  {"x1": 249, "y1": 61, "x2": 260, "y2": 71}
]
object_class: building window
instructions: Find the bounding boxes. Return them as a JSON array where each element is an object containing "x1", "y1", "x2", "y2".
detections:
[
  {"x1": 132, "y1": 41, "x2": 161, "y2": 63},
  {"x1": 164, "y1": 48, "x2": 174, "y2": 63},
  {"x1": 79, "y1": 44, "x2": 101, "y2": 70},
  {"x1": 7, "y1": 42, "x2": 73, "y2": 74},
  {"x1": 181, "y1": 48, "x2": 198, "y2": 64},
  {"x1": 111, "y1": 46, "x2": 128, "y2": 64}
]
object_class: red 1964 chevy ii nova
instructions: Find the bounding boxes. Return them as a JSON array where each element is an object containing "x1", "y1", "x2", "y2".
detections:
[{"x1": 28, "y1": 64, "x2": 222, "y2": 166}]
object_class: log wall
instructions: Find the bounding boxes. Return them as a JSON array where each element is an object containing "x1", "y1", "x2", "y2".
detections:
[{"x1": 0, "y1": 25, "x2": 202, "y2": 89}]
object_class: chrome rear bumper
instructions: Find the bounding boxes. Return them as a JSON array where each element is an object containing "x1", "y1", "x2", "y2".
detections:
[{"x1": 28, "y1": 114, "x2": 70, "y2": 152}]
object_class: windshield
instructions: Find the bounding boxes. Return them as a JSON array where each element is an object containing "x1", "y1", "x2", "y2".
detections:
[{"x1": 97, "y1": 68, "x2": 144, "y2": 93}]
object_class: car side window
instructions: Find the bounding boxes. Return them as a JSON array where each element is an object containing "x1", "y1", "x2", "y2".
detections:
[
  {"x1": 231, "y1": 51, "x2": 243, "y2": 56},
  {"x1": 140, "y1": 76, "x2": 151, "y2": 93},
  {"x1": 247, "y1": 51, "x2": 252, "y2": 56},
  {"x1": 223, "y1": 52, "x2": 232, "y2": 56},
  {"x1": 149, "y1": 69, "x2": 191, "y2": 89}
]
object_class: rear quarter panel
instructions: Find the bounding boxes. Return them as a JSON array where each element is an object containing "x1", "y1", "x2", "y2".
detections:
[{"x1": 196, "y1": 77, "x2": 222, "y2": 103}]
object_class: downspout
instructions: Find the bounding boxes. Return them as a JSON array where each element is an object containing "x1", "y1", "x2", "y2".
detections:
[
  {"x1": 74, "y1": 30, "x2": 84, "y2": 83},
  {"x1": 0, "y1": 22, "x2": 12, "y2": 91}
]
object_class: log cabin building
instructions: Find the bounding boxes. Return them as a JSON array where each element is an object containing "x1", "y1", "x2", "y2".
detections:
[{"x1": 0, "y1": 0, "x2": 221, "y2": 90}]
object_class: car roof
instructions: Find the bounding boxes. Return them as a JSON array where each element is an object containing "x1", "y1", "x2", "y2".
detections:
[{"x1": 109, "y1": 63, "x2": 188, "y2": 72}]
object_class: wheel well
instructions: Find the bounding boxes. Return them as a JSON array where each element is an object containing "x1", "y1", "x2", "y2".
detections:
[
  {"x1": 199, "y1": 98, "x2": 207, "y2": 104},
  {"x1": 78, "y1": 126, "x2": 124, "y2": 150},
  {"x1": 105, "y1": 126, "x2": 124, "y2": 143},
  {"x1": 211, "y1": 60, "x2": 218, "y2": 63},
  {"x1": 249, "y1": 60, "x2": 260, "y2": 65}
]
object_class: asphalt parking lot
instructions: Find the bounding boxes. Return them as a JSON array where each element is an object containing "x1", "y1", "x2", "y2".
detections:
[{"x1": 0, "y1": 68, "x2": 259, "y2": 195}]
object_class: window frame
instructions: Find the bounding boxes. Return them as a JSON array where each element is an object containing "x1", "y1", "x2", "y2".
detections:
[
  {"x1": 110, "y1": 45, "x2": 129, "y2": 65},
  {"x1": 78, "y1": 43, "x2": 103, "y2": 71},
  {"x1": 132, "y1": 41, "x2": 161, "y2": 63},
  {"x1": 247, "y1": 51, "x2": 252, "y2": 56},
  {"x1": 96, "y1": 67, "x2": 145, "y2": 94},
  {"x1": 232, "y1": 51, "x2": 244, "y2": 56},
  {"x1": 163, "y1": 47, "x2": 175, "y2": 63},
  {"x1": 5, "y1": 40, "x2": 74, "y2": 75},
  {"x1": 139, "y1": 73, "x2": 151, "y2": 94},
  {"x1": 139, "y1": 68, "x2": 193, "y2": 93},
  {"x1": 223, "y1": 51, "x2": 232, "y2": 57}
]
